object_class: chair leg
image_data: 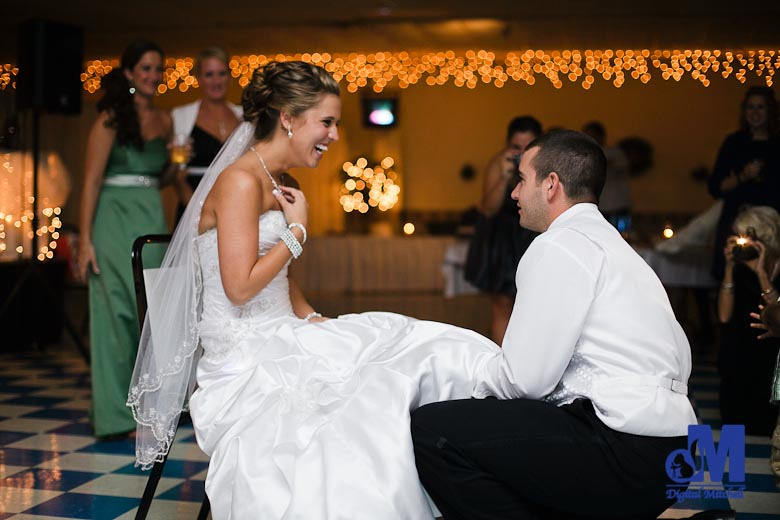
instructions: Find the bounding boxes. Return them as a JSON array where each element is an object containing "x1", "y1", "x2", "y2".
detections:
[
  {"x1": 197, "y1": 495, "x2": 211, "y2": 520},
  {"x1": 135, "y1": 458, "x2": 167, "y2": 520}
]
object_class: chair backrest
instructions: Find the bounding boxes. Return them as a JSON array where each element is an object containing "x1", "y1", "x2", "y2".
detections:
[
  {"x1": 131, "y1": 234, "x2": 172, "y2": 333},
  {"x1": 130, "y1": 233, "x2": 211, "y2": 520}
]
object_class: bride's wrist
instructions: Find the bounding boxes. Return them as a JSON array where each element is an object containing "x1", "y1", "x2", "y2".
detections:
[
  {"x1": 280, "y1": 229, "x2": 303, "y2": 259},
  {"x1": 287, "y1": 222, "x2": 307, "y2": 244}
]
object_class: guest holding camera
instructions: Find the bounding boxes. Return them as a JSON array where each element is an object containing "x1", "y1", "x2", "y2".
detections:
[
  {"x1": 718, "y1": 205, "x2": 780, "y2": 436},
  {"x1": 464, "y1": 116, "x2": 542, "y2": 342}
]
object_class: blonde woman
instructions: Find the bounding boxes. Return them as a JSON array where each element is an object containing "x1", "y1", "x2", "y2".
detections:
[
  {"x1": 718, "y1": 205, "x2": 780, "y2": 435},
  {"x1": 171, "y1": 46, "x2": 242, "y2": 216}
]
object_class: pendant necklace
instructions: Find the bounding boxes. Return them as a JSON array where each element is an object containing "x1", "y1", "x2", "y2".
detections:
[{"x1": 250, "y1": 146, "x2": 283, "y2": 196}]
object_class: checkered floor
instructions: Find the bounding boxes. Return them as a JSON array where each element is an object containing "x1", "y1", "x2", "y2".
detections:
[
  {"x1": 0, "y1": 346, "x2": 778, "y2": 519},
  {"x1": 0, "y1": 348, "x2": 208, "y2": 519}
]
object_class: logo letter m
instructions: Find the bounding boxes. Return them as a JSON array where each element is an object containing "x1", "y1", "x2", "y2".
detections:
[{"x1": 688, "y1": 424, "x2": 745, "y2": 483}]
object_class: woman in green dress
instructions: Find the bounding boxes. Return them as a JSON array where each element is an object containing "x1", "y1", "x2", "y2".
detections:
[{"x1": 77, "y1": 41, "x2": 171, "y2": 438}]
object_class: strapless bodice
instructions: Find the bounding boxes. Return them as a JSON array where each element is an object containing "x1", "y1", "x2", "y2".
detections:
[{"x1": 195, "y1": 210, "x2": 294, "y2": 358}]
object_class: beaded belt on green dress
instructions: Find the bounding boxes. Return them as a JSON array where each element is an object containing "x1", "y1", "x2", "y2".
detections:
[{"x1": 103, "y1": 175, "x2": 159, "y2": 188}]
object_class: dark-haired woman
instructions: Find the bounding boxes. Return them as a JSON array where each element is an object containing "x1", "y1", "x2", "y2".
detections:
[
  {"x1": 465, "y1": 115, "x2": 542, "y2": 342},
  {"x1": 78, "y1": 41, "x2": 171, "y2": 438},
  {"x1": 128, "y1": 60, "x2": 500, "y2": 518},
  {"x1": 709, "y1": 86, "x2": 780, "y2": 279}
]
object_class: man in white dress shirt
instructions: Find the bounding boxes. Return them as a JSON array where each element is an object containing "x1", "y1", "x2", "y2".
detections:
[{"x1": 412, "y1": 130, "x2": 698, "y2": 519}]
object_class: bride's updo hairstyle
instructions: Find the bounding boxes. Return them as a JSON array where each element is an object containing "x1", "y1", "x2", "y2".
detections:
[{"x1": 242, "y1": 61, "x2": 340, "y2": 141}]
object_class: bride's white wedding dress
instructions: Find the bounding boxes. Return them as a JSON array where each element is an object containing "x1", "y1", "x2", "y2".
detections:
[{"x1": 188, "y1": 209, "x2": 501, "y2": 519}]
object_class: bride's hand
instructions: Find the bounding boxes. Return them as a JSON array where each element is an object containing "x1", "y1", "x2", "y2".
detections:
[{"x1": 275, "y1": 186, "x2": 308, "y2": 228}]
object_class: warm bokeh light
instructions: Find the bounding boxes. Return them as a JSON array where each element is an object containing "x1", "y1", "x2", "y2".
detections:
[
  {"x1": 403, "y1": 223, "x2": 416, "y2": 235},
  {"x1": 340, "y1": 157, "x2": 400, "y2": 214},
  {"x1": 663, "y1": 226, "x2": 675, "y2": 239},
  {"x1": 1, "y1": 151, "x2": 69, "y2": 260},
  {"x1": 3, "y1": 48, "x2": 777, "y2": 93},
  {"x1": 0, "y1": 205, "x2": 63, "y2": 260}
]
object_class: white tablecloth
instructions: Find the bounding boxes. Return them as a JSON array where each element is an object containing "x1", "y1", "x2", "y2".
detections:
[
  {"x1": 442, "y1": 241, "x2": 480, "y2": 297},
  {"x1": 635, "y1": 247, "x2": 717, "y2": 288},
  {"x1": 289, "y1": 235, "x2": 458, "y2": 293}
]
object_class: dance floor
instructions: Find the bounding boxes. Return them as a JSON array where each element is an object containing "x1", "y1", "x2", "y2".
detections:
[{"x1": 0, "y1": 345, "x2": 778, "y2": 519}]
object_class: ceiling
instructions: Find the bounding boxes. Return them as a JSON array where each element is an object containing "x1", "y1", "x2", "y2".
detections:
[{"x1": 2, "y1": 0, "x2": 780, "y2": 62}]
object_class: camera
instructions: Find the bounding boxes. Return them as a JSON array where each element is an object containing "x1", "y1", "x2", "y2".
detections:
[
  {"x1": 731, "y1": 227, "x2": 760, "y2": 262},
  {"x1": 512, "y1": 153, "x2": 522, "y2": 171},
  {"x1": 505, "y1": 153, "x2": 522, "y2": 178}
]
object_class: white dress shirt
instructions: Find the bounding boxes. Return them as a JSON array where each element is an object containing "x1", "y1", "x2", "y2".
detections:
[{"x1": 475, "y1": 203, "x2": 698, "y2": 437}]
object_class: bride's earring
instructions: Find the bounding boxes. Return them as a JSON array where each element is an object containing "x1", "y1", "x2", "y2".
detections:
[
  {"x1": 287, "y1": 126, "x2": 293, "y2": 139},
  {"x1": 128, "y1": 80, "x2": 136, "y2": 95}
]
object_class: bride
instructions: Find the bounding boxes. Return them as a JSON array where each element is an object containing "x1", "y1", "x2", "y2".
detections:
[{"x1": 127, "y1": 61, "x2": 501, "y2": 519}]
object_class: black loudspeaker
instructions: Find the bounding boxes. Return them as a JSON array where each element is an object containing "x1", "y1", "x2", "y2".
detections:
[{"x1": 16, "y1": 19, "x2": 84, "y2": 114}]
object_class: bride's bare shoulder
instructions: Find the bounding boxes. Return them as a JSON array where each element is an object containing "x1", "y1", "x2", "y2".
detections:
[
  {"x1": 211, "y1": 161, "x2": 262, "y2": 200},
  {"x1": 200, "y1": 159, "x2": 263, "y2": 233}
]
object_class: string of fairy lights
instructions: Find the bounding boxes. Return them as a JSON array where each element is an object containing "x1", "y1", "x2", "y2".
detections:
[
  {"x1": 0, "y1": 48, "x2": 778, "y2": 255},
  {"x1": 1, "y1": 49, "x2": 779, "y2": 93},
  {"x1": 0, "y1": 154, "x2": 65, "y2": 261}
]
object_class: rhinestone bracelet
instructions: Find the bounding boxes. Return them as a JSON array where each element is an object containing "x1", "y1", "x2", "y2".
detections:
[
  {"x1": 280, "y1": 229, "x2": 303, "y2": 259},
  {"x1": 287, "y1": 222, "x2": 307, "y2": 244},
  {"x1": 304, "y1": 311, "x2": 322, "y2": 321}
]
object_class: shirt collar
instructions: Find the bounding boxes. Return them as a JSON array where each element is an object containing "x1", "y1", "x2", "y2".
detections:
[{"x1": 547, "y1": 202, "x2": 599, "y2": 231}]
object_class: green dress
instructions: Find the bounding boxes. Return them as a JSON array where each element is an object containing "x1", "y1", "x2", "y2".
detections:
[{"x1": 89, "y1": 138, "x2": 168, "y2": 437}]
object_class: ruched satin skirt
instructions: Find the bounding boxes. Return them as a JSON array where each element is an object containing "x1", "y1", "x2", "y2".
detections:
[{"x1": 189, "y1": 311, "x2": 499, "y2": 519}]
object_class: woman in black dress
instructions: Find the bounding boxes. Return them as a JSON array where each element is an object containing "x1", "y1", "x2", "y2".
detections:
[
  {"x1": 172, "y1": 46, "x2": 242, "y2": 220},
  {"x1": 465, "y1": 116, "x2": 542, "y2": 342},
  {"x1": 717, "y1": 205, "x2": 780, "y2": 436},
  {"x1": 709, "y1": 86, "x2": 780, "y2": 280}
]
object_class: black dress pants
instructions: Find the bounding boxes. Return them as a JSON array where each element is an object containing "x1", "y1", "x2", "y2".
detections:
[{"x1": 411, "y1": 398, "x2": 687, "y2": 520}]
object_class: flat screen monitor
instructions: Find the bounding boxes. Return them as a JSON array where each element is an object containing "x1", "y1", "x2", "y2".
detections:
[{"x1": 362, "y1": 98, "x2": 398, "y2": 128}]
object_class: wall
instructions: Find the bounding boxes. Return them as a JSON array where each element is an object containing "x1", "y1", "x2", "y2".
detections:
[
  {"x1": 399, "y1": 76, "x2": 773, "y2": 214},
  {"x1": 6, "y1": 77, "x2": 777, "y2": 236}
]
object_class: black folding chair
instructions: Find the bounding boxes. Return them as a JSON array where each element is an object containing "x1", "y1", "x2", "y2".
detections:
[{"x1": 131, "y1": 234, "x2": 210, "y2": 520}]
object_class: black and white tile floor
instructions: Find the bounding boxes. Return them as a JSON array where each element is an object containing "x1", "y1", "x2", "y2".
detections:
[{"x1": 0, "y1": 347, "x2": 777, "y2": 519}]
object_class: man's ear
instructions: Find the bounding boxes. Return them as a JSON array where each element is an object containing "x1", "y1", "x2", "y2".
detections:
[{"x1": 546, "y1": 171, "x2": 562, "y2": 201}]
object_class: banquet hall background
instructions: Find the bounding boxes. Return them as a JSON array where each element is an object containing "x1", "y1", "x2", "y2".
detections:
[
  {"x1": 0, "y1": 1, "x2": 778, "y2": 239},
  {"x1": 0, "y1": 1, "x2": 780, "y2": 518}
]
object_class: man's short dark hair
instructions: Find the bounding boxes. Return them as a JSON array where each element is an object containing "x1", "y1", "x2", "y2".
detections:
[
  {"x1": 527, "y1": 130, "x2": 606, "y2": 202},
  {"x1": 506, "y1": 116, "x2": 542, "y2": 142}
]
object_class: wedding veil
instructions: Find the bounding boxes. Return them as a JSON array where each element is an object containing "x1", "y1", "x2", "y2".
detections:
[{"x1": 127, "y1": 121, "x2": 255, "y2": 469}]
